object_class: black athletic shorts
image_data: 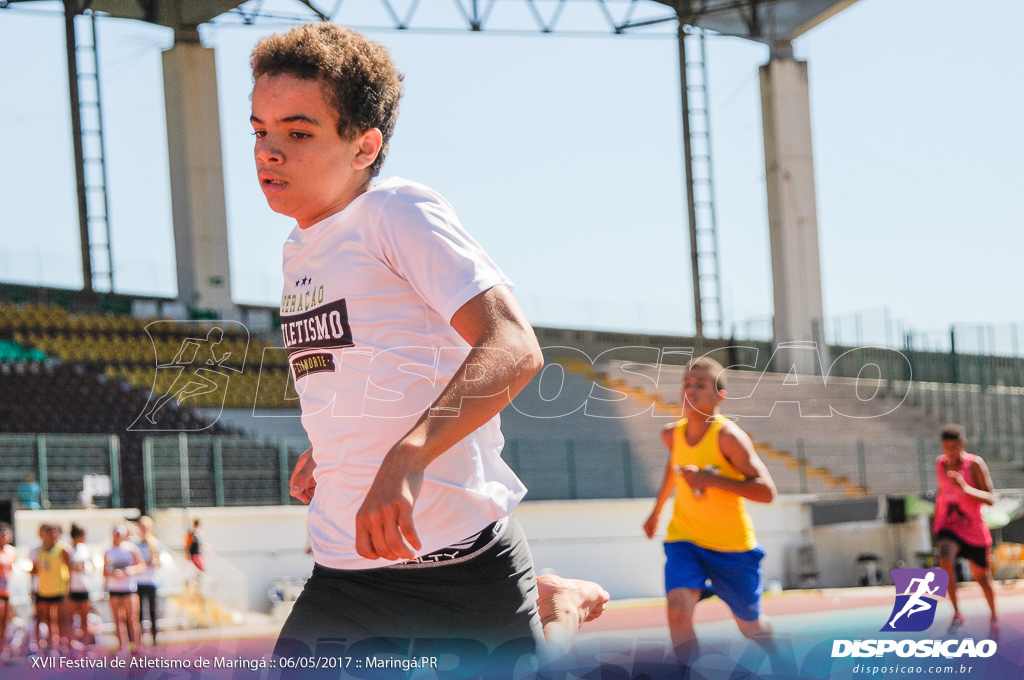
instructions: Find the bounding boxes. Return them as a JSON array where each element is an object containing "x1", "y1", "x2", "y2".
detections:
[
  {"x1": 936, "y1": 529, "x2": 990, "y2": 569},
  {"x1": 274, "y1": 515, "x2": 543, "y2": 671},
  {"x1": 69, "y1": 591, "x2": 90, "y2": 603}
]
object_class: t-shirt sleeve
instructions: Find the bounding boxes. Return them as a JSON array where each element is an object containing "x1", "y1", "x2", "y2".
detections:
[{"x1": 376, "y1": 184, "x2": 513, "y2": 323}]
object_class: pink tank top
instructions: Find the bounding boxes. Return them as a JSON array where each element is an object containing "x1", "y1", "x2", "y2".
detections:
[{"x1": 934, "y1": 452, "x2": 991, "y2": 547}]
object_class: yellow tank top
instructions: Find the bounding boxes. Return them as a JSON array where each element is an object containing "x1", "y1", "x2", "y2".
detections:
[
  {"x1": 665, "y1": 415, "x2": 757, "y2": 552},
  {"x1": 36, "y1": 543, "x2": 69, "y2": 597}
]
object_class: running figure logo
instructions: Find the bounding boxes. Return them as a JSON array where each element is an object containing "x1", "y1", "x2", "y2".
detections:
[
  {"x1": 130, "y1": 321, "x2": 248, "y2": 431},
  {"x1": 882, "y1": 568, "x2": 949, "y2": 632}
]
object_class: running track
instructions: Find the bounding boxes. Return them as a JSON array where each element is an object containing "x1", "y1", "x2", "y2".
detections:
[{"x1": 5, "y1": 582, "x2": 1024, "y2": 679}]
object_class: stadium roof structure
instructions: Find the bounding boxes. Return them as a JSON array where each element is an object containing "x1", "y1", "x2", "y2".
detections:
[
  {"x1": 6, "y1": 0, "x2": 855, "y2": 41},
  {"x1": 654, "y1": 0, "x2": 856, "y2": 45},
  {"x1": 4, "y1": 0, "x2": 856, "y2": 362}
]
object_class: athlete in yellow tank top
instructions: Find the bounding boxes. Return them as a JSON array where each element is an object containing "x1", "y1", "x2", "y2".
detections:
[
  {"x1": 35, "y1": 542, "x2": 70, "y2": 597},
  {"x1": 665, "y1": 414, "x2": 756, "y2": 551},
  {"x1": 643, "y1": 357, "x2": 777, "y2": 663},
  {"x1": 31, "y1": 524, "x2": 72, "y2": 653}
]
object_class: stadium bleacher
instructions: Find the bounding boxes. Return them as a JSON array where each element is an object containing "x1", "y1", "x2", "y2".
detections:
[{"x1": 3, "y1": 286, "x2": 1024, "y2": 513}]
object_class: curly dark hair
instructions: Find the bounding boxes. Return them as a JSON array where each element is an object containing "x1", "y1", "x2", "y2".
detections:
[
  {"x1": 250, "y1": 23, "x2": 403, "y2": 177},
  {"x1": 941, "y1": 423, "x2": 967, "y2": 444}
]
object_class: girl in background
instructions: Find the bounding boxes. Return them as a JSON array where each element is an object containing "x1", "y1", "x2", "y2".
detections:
[
  {"x1": 133, "y1": 517, "x2": 162, "y2": 647},
  {"x1": 67, "y1": 524, "x2": 95, "y2": 651},
  {"x1": 0, "y1": 523, "x2": 16, "y2": 661},
  {"x1": 103, "y1": 525, "x2": 142, "y2": 654}
]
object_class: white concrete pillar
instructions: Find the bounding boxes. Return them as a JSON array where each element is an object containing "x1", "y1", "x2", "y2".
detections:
[
  {"x1": 760, "y1": 47, "x2": 829, "y2": 375},
  {"x1": 162, "y1": 40, "x2": 235, "y2": 315}
]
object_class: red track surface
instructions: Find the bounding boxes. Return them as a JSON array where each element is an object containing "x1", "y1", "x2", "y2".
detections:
[{"x1": 6, "y1": 583, "x2": 1023, "y2": 678}]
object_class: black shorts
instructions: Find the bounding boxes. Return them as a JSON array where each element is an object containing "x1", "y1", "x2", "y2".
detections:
[
  {"x1": 35, "y1": 594, "x2": 65, "y2": 604},
  {"x1": 936, "y1": 529, "x2": 990, "y2": 569},
  {"x1": 69, "y1": 591, "x2": 90, "y2": 603},
  {"x1": 108, "y1": 590, "x2": 137, "y2": 598},
  {"x1": 275, "y1": 516, "x2": 543, "y2": 666}
]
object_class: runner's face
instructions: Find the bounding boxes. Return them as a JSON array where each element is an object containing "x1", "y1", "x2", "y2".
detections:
[
  {"x1": 942, "y1": 439, "x2": 964, "y2": 459},
  {"x1": 251, "y1": 74, "x2": 368, "y2": 229},
  {"x1": 41, "y1": 527, "x2": 55, "y2": 547},
  {"x1": 682, "y1": 368, "x2": 724, "y2": 418}
]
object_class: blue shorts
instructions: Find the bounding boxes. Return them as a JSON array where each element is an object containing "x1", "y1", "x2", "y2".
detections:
[{"x1": 664, "y1": 540, "x2": 765, "y2": 622}]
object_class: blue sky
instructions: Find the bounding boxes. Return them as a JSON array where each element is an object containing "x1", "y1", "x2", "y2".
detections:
[{"x1": 1, "y1": 0, "x2": 1022, "y2": 352}]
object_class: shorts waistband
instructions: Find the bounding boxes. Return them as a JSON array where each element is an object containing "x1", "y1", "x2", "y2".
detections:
[{"x1": 387, "y1": 516, "x2": 508, "y2": 569}]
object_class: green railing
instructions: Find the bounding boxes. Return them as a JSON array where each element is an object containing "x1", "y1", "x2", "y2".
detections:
[
  {"x1": 899, "y1": 381, "x2": 1024, "y2": 465},
  {"x1": 5, "y1": 432, "x2": 1024, "y2": 513},
  {"x1": 505, "y1": 438, "x2": 645, "y2": 501},
  {"x1": 0, "y1": 434, "x2": 121, "y2": 509},
  {"x1": 141, "y1": 435, "x2": 310, "y2": 510}
]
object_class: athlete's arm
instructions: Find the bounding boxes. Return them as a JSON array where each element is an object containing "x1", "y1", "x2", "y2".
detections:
[
  {"x1": 685, "y1": 422, "x2": 776, "y2": 503},
  {"x1": 949, "y1": 457, "x2": 996, "y2": 505},
  {"x1": 643, "y1": 424, "x2": 679, "y2": 539},
  {"x1": 355, "y1": 284, "x2": 543, "y2": 561},
  {"x1": 289, "y1": 446, "x2": 317, "y2": 504}
]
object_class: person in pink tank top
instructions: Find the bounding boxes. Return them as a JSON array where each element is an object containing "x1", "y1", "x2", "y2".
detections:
[{"x1": 934, "y1": 424, "x2": 997, "y2": 637}]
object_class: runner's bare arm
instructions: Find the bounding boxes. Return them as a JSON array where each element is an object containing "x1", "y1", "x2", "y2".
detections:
[
  {"x1": 643, "y1": 423, "x2": 680, "y2": 539},
  {"x1": 355, "y1": 285, "x2": 542, "y2": 561},
  {"x1": 950, "y1": 457, "x2": 995, "y2": 505},
  {"x1": 683, "y1": 422, "x2": 775, "y2": 503},
  {"x1": 289, "y1": 446, "x2": 316, "y2": 504}
]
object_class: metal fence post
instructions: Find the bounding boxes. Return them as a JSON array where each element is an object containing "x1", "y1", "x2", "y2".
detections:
[
  {"x1": 213, "y1": 437, "x2": 225, "y2": 507},
  {"x1": 917, "y1": 438, "x2": 929, "y2": 495},
  {"x1": 1013, "y1": 323, "x2": 1021, "y2": 387},
  {"x1": 37, "y1": 434, "x2": 50, "y2": 509},
  {"x1": 857, "y1": 439, "x2": 867, "y2": 492},
  {"x1": 108, "y1": 435, "x2": 121, "y2": 508},
  {"x1": 1005, "y1": 400, "x2": 1014, "y2": 464},
  {"x1": 178, "y1": 433, "x2": 191, "y2": 508},
  {"x1": 975, "y1": 327, "x2": 985, "y2": 389},
  {"x1": 949, "y1": 327, "x2": 958, "y2": 384},
  {"x1": 143, "y1": 437, "x2": 155, "y2": 512},
  {"x1": 278, "y1": 439, "x2": 290, "y2": 505},
  {"x1": 965, "y1": 388, "x2": 978, "y2": 449}
]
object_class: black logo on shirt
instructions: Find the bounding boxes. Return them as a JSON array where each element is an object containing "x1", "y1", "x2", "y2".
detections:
[{"x1": 280, "y1": 298, "x2": 353, "y2": 355}]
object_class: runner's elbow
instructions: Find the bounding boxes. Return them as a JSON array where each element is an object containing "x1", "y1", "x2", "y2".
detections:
[{"x1": 513, "y1": 333, "x2": 543, "y2": 378}]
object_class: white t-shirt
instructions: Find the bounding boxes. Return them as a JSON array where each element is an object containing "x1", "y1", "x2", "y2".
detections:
[
  {"x1": 69, "y1": 543, "x2": 94, "y2": 594},
  {"x1": 280, "y1": 177, "x2": 527, "y2": 570},
  {"x1": 0, "y1": 544, "x2": 16, "y2": 594},
  {"x1": 104, "y1": 543, "x2": 141, "y2": 593}
]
